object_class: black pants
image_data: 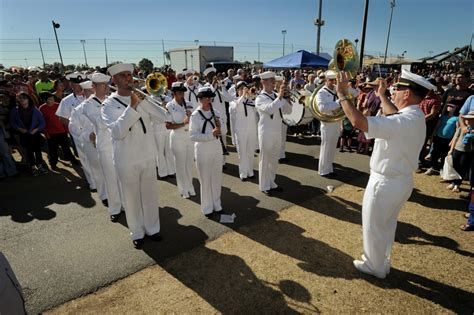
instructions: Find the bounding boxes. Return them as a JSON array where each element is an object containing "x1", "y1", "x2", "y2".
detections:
[
  {"x1": 47, "y1": 133, "x2": 76, "y2": 167},
  {"x1": 19, "y1": 133, "x2": 44, "y2": 167},
  {"x1": 452, "y1": 149, "x2": 474, "y2": 186},
  {"x1": 429, "y1": 136, "x2": 451, "y2": 171},
  {"x1": 419, "y1": 119, "x2": 438, "y2": 166}
]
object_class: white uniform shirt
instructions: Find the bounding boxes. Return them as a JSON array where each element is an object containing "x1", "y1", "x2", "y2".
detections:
[
  {"x1": 82, "y1": 95, "x2": 112, "y2": 152},
  {"x1": 166, "y1": 99, "x2": 192, "y2": 127},
  {"x1": 189, "y1": 107, "x2": 227, "y2": 142},
  {"x1": 205, "y1": 83, "x2": 234, "y2": 115},
  {"x1": 366, "y1": 105, "x2": 425, "y2": 177},
  {"x1": 316, "y1": 86, "x2": 340, "y2": 114},
  {"x1": 255, "y1": 91, "x2": 291, "y2": 136},
  {"x1": 69, "y1": 100, "x2": 94, "y2": 145},
  {"x1": 101, "y1": 92, "x2": 168, "y2": 167},
  {"x1": 229, "y1": 96, "x2": 257, "y2": 132},
  {"x1": 184, "y1": 83, "x2": 202, "y2": 111},
  {"x1": 56, "y1": 93, "x2": 85, "y2": 119}
]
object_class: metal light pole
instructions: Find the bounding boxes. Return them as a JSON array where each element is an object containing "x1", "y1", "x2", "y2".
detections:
[
  {"x1": 104, "y1": 38, "x2": 109, "y2": 66},
  {"x1": 38, "y1": 38, "x2": 46, "y2": 68},
  {"x1": 52, "y1": 20, "x2": 64, "y2": 71},
  {"x1": 355, "y1": 38, "x2": 359, "y2": 50},
  {"x1": 282, "y1": 30, "x2": 287, "y2": 56},
  {"x1": 359, "y1": 0, "x2": 369, "y2": 68},
  {"x1": 80, "y1": 40, "x2": 88, "y2": 67},
  {"x1": 383, "y1": 0, "x2": 395, "y2": 64},
  {"x1": 314, "y1": 0, "x2": 324, "y2": 55}
]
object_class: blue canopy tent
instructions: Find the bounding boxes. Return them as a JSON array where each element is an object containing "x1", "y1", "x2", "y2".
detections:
[{"x1": 263, "y1": 50, "x2": 330, "y2": 69}]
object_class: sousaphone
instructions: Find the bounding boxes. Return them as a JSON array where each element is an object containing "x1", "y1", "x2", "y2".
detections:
[{"x1": 306, "y1": 39, "x2": 359, "y2": 122}]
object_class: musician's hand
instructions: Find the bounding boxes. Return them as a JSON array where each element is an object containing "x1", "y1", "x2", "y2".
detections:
[
  {"x1": 183, "y1": 116, "x2": 190, "y2": 124},
  {"x1": 212, "y1": 127, "x2": 221, "y2": 138},
  {"x1": 376, "y1": 79, "x2": 388, "y2": 97},
  {"x1": 242, "y1": 87, "x2": 249, "y2": 97},
  {"x1": 18, "y1": 128, "x2": 27, "y2": 134},
  {"x1": 30, "y1": 128, "x2": 38, "y2": 135},
  {"x1": 130, "y1": 92, "x2": 141, "y2": 109},
  {"x1": 278, "y1": 84, "x2": 287, "y2": 100},
  {"x1": 336, "y1": 71, "x2": 349, "y2": 96}
]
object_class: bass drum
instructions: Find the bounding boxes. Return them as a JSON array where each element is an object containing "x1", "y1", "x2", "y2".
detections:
[{"x1": 282, "y1": 90, "x2": 314, "y2": 126}]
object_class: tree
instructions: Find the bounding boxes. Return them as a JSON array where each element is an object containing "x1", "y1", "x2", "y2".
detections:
[{"x1": 138, "y1": 58, "x2": 153, "y2": 73}]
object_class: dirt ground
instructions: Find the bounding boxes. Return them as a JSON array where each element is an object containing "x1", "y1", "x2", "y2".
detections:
[{"x1": 47, "y1": 173, "x2": 474, "y2": 314}]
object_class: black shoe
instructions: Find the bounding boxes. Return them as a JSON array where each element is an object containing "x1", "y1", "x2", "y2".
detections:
[
  {"x1": 262, "y1": 190, "x2": 272, "y2": 196},
  {"x1": 110, "y1": 213, "x2": 121, "y2": 222},
  {"x1": 270, "y1": 186, "x2": 283, "y2": 192},
  {"x1": 248, "y1": 175, "x2": 255, "y2": 179},
  {"x1": 240, "y1": 177, "x2": 247, "y2": 182},
  {"x1": 205, "y1": 213, "x2": 214, "y2": 219},
  {"x1": 158, "y1": 175, "x2": 168, "y2": 180},
  {"x1": 339, "y1": 149, "x2": 344, "y2": 152},
  {"x1": 90, "y1": 188, "x2": 97, "y2": 193},
  {"x1": 148, "y1": 233, "x2": 162, "y2": 241},
  {"x1": 133, "y1": 238, "x2": 145, "y2": 249},
  {"x1": 167, "y1": 174, "x2": 176, "y2": 178},
  {"x1": 102, "y1": 199, "x2": 109, "y2": 207}
]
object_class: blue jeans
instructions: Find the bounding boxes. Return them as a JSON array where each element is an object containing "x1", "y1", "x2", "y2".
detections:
[{"x1": 0, "y1": 128, "x2": 17, "y2": 177}]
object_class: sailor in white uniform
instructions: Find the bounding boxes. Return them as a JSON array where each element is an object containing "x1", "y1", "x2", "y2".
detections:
[
  {"x1": 316, "y1": 70, "x2": 340, "y2": 177},
  {"x1": 55, "y1": 73, "x2": 95, "y2": 190},
  {"x1": 255, "y1": 71, "x2": 292, "y2": 196},
  {"x1": 229, "y1": 81, "x2": 258, "y2": 181},
  {"x1": 189, "y1": 87, "x2": 227, "y2": 218},
  {"x1": 336, "y1": 69, "x2": 432, "y2": 279},
  {"x1": 69, "y1": 80, "x2": 107, "y2": 202},
  {"x1": 165, "y1": 82, "x2": 196, "y2": 198},
  {"x1": 183, "y1": 69, "x2": 202, "y2": 111},
  {"x1": 101, "y1": 63, "x2": 168, "y2": 249},
  {"x1": 82, "y1": 72, "x2": 123, "y2": 222}
]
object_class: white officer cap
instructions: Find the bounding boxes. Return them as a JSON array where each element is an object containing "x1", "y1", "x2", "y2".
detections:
[
  {"x1": 107, "y1": 63, "x2": 134, "y2": 76},
  {"x1": 275, "y1": 75, "x2": 284, "y2": 82},
  {"x1": 90, "y1": 73, "x2": 111, "y2": 83},
  {"x1": 260, "y1": 71, "x2": 276, "y2": 80},
  {"x1": 325, "y1": 70, "x2": 337, "y2": 79},
  {"x1": 79, "y1": 80, "x2": 93, "y2": 90},
  {"x1": 203, "y1": 67, "x2": 217, "y2": 76},
  {"x1": 396, "y1": 69, "x2": 436, "y2": 91}
]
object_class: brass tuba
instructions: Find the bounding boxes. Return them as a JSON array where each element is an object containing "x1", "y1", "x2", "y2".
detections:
[
  {"x1": 306, "y1": 39, "x2": 359, "y2": 122},
  {"x1": 145, "y1": 72, "x2": 168, "y2": 97}
]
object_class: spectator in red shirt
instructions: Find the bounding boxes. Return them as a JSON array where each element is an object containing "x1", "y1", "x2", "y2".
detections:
[
  {"x1": 418, "y1": 80, "x2": 441, "y2": 169},
  {"x1": 39, "y1": 91, "x2": 77, "y2": 170}
]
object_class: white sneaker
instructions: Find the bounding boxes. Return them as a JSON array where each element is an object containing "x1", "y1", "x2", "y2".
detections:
[
  {"x1": 353, "y1": 260, "x2": 386, "y2": 279},
  {"x1": 424, "y1": 168, "x2": 438, "y2": 175}
]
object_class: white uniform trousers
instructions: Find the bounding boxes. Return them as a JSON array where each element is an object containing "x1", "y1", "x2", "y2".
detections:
[
  {"x1": 195, "y1": 139, "x2": 223, "y2": 215},
  {"x1": 98, "y1": 149, "x2": 122, "y2": 215},
  {"x1": 82, "y1": 141, "x2": 107, "y2": 201},
  {"x1": 318, "y1": 121, "x2": 339, "y2": 175},
  {"x1": 73, "y1": 136, "x2": 95, "y2": 190},
  {"x1": 235, "y1": 129, "x2": 257, "y2": 179},
  {"x1": 115, "y1": 159, "x2": 160, "y2": 240},
  {"x1": 280, "y1": 123, "x2": 288, "y2": 159},
  {"x1": 259, "y1": 132, "x2": 281, "y2": 191},
  {"x1": 170, "y1": 129, "x2": 195, "y2": 197},
  {"x1": 154, "y1": 129, "x2": 176, "y2": 178},
  {"x1": 362, "y1": 172, "x2": 412, "y2": 275}
]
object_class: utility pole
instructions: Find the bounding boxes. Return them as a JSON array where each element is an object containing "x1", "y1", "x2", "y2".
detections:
[
  {"x1": 282, "y1": 30, "x2": 287, "y2": 56},
  {"x1": 162, "y1": 39, "x2": 166, "y2": 66},
  {"x1": 52, "y1": 20, "x2": 64, "y2": 72},
  {"x1": 80, "y1": 40, "x2": 88, "y2": 67},
  {"x1": 314, "y1": 0, "x2": 324, "y2": 55},
  {"x1": 383, "y1": 0, "x2": 396, "y2": 64},
  {"x1": 38, "y1": 38, "x2": 46, "y2": 69},
  {"x1": 359, "y1": 0, "x2": 369, "y2": 69},
  {"x1": 104, "y1": 38, "x2": 109, "y2": 66}
]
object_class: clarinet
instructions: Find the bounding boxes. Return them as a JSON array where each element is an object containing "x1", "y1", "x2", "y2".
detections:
[{"x1": 209, "y1": 104, "x2": 229, "y2": 155}]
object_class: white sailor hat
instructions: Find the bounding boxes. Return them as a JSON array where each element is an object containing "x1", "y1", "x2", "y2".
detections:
[
  {"x1": 275, "y1": 75, "x2": 284, "y2": 82},
  {"x1": 252, "y1": 74, "x2": 260, "y2": 80},
  {"x1": 203, "y1": 67, "x2": 217, "y2": 76},
  {"x1": 170, "y1": 81, "x2": 187, "y2": 92},
  {"x1": 325, "y1": 70, "x2": 337, "y2": 79},
  {"x1": 232, "y1": 74, "x2": 242, "y2": 80},
  {"x1": 90, "y1": 72, "x2": 111, "y2": 83},
  {"x1": 182, "y1": 69, "x2": 194, "y2": 76},
  {"x1": 260, "y1": 71, "x2": 276, "y2": 80},
  {"x1": 66, "y1": 72, "x2": 88, "y2": 83},
  {"x1": 79, "y1": 80, "x2": 93, "y2": 90},
  {"x1": 107, "y1": 63, "x2": 134, "y2": 76},
  {"x1": 197, "y1": 86, "x2": 216, "y2": 98},
  {"x1": 395, "y1": 69, "x2": 437, "y2": 92}
]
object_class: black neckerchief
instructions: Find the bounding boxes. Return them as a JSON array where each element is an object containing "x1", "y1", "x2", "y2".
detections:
[
  {"x1": 243, "y1": 98, "x2": 255, "y2": 117},
  {"x1": 261, "y1": 91, "x2": 282, "y2": 120},
  {"x1": 215, "y1": 88, "x2": 223, "y2": 103},
  {"x1": 323, "y1": 87, "x2": 338, "y2": 102},
  {"x1": 113, "y1": 97, "x2": 147, "y2": 134},
  {"x1": 188, "y1": 86, "x2": 197, "y2": 102},
  {"x1": 92, "y1": 97, "x2": 102, "y2": 105},
  {"x1": 197, "y1": 110, "x2": 215, "y2": 134}
]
